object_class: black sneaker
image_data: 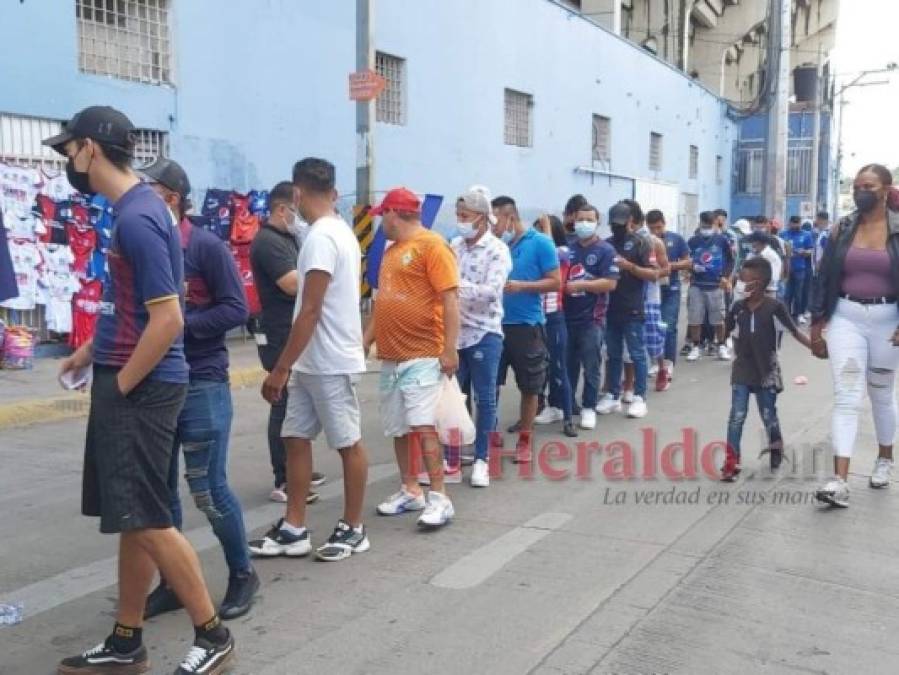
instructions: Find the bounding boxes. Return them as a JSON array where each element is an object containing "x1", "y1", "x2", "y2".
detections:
[
  {"x1": 58, "y1": 639, "x2": 149, "y2": 674},
  {"x1": 563, "y1": 421, "x2": 578, "y2": 438},
  {"x1": 680, "y1": 343, "x2": 692, "y2": 357},
  {"x1": 248, "y1": 519, "x2": 311, "y2": 557},
  {"x1": 173, "y1": 633, "x2": 234, "y2": 675},
  {"x1": 219, "y1": 567, "x2": 260, "y2": 621},
  {"x1": 507, "y1": 420, "x2": 522, "y2": 433},
  {"x1": 143, "y1": 582, "x2": 182, "y2": 619},
  {"x1": 315, "y1": 519, "x2": 370, "y2": 561},
  {"x1": 760, "y1": 447, "x2": 784, "y2": 472},
  {"x1": 310, "y1": 472, "x2": 327, "y2": 487}
]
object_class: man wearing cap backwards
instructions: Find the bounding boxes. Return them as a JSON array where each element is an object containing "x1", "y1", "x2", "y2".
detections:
[
  {"x1": 491, "y1": 195, "x2": 561, "y2": 463},
  {"x1": 254, "y1": 158, "x2": 371, "y2": 561},
  {"x1": 451, "y1": 185, "x2": 512, "y2": 488},
  {"x1": 50, "y1": 107, "x2": 234, "y2": 674},
  {"x1": 138, "y1": 158, "x2": 259, "y2": 622},
  {"x1": 366, "y1": 187, "x2": 461, "y2": 528}
]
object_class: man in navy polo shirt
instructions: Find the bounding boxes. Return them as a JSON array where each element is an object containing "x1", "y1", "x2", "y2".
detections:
[
  {"x1": 491, "y1": 195, "x2": 561, "y2": 463},
  {"x1": 50, "y1": 107, "x2": 234, "y2": 675}
]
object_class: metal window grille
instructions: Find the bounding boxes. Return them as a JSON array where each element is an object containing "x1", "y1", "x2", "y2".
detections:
[
  {"x1": 716, "y1": 155, "x2": 723, "y2": 184},
  {"x1": 786, "y1": 140, "x2": 813, "y2": 196},
  {"x1": 735, "y1": 145, "x2": 764, "y2": 194},
  {"x1": 77, "y1": 0, "x2": 172, "y2": 85},
  {"x1": 504, "y1": 89, "x2": 533, "y2": 148},
  {"x1": 649, "y1": 132, "x2": 663, "y2": 171},
  {"x1": 689, "y1": 145, "x2": 699, "y2": 179},
  {"x1": 375, "y1": 52, "x2": 406, "y2": 126},
  {"x1": 131, "y1": 128, "x2": 168, "y2": 167},
  {"x1": 592, "y1": 115, "x2": 611, "y2": 162}
]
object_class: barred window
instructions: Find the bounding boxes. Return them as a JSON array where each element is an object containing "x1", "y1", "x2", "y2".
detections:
[
  {"x1": 689, "y1": 145, "x2": 699, "y2": 179},
  {"x1": 375, "y1": 51, "x2": 406, "y2": 126},
  {"x1": 504, "y1": 89, "x2": 533, "y2": 148},
  {"x1": 649, "y1": 132, "x2": 663, "y2": 172},
  {"x1": 592, "y1": 115, "x2": 611, "y2": 162},
  {"x1": 131, "y1": 128, "x2": 168, "y2": 167},
  {"x1": 0, "y1": 113, "x2": 67, "y2": 170},
  {"x1": 736, "y1": 146, "x2": 764, "y2": 194},
  {"x1": 77, "y1": 0, "x2": 172, "y2": 85}
]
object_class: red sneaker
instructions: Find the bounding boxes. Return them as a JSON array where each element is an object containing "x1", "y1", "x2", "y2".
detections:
[
  {"x1": 655, "y1": 367, "x2": 670, "y2": 392},
  {"x1": 720, "y1": 448, "x2": 741, "y2": 482}
]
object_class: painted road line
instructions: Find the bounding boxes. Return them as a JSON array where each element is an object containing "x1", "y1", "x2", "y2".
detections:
[
  {"x1": 0, "y1": 462, "x2": 398, "y2": 620},
  {"x1": 430, "y1": 512, "x2": 573, "y2": 590}
]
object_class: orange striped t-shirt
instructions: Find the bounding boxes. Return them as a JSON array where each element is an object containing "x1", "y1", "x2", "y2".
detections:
[{"x1": 374, "y1": 228, "x2": 459, "y2": 361}]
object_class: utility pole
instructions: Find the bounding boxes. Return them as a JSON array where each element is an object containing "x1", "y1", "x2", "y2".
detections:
[
  {"x1": 356, "y1": 0, "x2": 374, "y2": 208},
  {"x1": 809, "y1": 45, "x2": 823, "y2": 213},
  {"x1": 762, "y1": 0, "x2": 790, "y2": 225}
]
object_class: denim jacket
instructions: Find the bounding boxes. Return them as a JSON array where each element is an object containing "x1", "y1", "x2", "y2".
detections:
[{"x1": 809, "y1": 208, "x2": 899, "y2": 323}]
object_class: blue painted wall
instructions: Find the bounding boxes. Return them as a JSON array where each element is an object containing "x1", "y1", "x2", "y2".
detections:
[{"x1": 1, "y1": 0, "x2": 735, "y2": 232}]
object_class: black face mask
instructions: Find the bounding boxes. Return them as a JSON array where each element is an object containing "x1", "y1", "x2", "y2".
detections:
[
  {"x1": 65, "y1": 146, "x2": 94, "y2": 196},
  {"x1": 611, "y1": 224, "x2": 628, "y2": 240},
  {"x1": 853, "y1": 189, "x2": 880, "y2": 213}
]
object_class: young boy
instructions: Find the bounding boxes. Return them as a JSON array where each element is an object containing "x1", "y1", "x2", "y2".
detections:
[{"x1": 721, "y1": 257, "x2": 812, "y2": 481}]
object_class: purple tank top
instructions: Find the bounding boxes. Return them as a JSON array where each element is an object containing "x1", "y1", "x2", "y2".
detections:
[{"x1": 841, "y1": 247, "x2": 895, "y2": 298}]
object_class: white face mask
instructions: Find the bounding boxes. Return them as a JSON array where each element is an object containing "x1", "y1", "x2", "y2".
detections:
[
  {"x1": 457, "y1": 221, "x2": 480, "y2": 240},
  {"x1": 574, "y1": 220, "x2": 597, "y2": 240},
  {"x1": 700, "y1": 227, "x2": 714, "y2": 237}
]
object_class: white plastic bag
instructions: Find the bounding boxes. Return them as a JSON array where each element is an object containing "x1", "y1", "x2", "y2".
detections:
[{"x1": 434, "y1": 376, "x2": 476, "y2": 446}]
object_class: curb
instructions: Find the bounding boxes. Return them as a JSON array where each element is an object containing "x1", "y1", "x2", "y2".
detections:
[{"x1": 0, "y1": 366, "x2": 266, "y2": 431}]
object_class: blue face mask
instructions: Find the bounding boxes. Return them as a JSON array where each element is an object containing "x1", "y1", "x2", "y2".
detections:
[
  {"x1": 501, "y1": 230, "x2": 515, "y2": 244},
  {"x1": 574, "y1": 220, "x2": 597, "y2": 240}
]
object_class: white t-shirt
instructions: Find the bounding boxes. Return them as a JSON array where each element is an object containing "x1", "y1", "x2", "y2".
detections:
[
  {"x1": 758, "y1": 246, "x2": 782, "y2": 292},
  {"x1": 291, "y1": 215, "x2": 366, "y2": 375}
]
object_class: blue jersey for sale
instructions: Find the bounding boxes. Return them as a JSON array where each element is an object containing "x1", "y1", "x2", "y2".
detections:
[{"x1": 687, "y1": 233, "x2": 733, "y2": 288}]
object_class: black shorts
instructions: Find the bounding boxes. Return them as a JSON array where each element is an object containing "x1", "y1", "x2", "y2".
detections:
[
  {"x1": 82, "y1": 366, "x2": 187, "y2": 534},
  {"x1": 499, "y1": 324, "x2": 548, "y2": 395}
]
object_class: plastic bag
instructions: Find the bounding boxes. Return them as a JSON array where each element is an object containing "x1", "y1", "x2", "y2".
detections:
[
  {"x1": 434, "y1": 376, "x2": 476, "y2": 446},
  {"x1": 1, "y1": 325, "x2": 34, "y2": 370}
]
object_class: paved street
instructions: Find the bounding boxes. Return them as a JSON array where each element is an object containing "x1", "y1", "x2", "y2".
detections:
[{"x1": 2, "y1": 339, "x2": 898, "y2": 675}]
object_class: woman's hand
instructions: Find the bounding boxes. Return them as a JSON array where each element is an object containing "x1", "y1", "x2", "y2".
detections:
[{"x1": 810, "y1": 323, "x2": 828, "y2": 359}]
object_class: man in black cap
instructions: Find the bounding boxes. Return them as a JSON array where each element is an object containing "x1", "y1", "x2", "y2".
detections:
[
  {"x1": 140, "y1": 158, "x2": 260, "y2": 622},
  {"x1": 49, "y1": 107, "x2": 235, "y2": 675}
]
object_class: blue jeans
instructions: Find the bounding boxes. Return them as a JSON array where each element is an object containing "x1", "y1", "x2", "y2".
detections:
[
  {"x1": 168, "y1": 380, "x2": 251, "y2": 575},
  {"x1": 566, "y1": 321, "x2": 602, "y2": 410},
  {"x1": 726, "y1": 384, "x2": 783, "y2": 456},
  {"x1": 785, "y1": 268, "x2": 809, "y2": 318},
  {"x1": 660, "y1": 286, "x2": 681, "y2": 363},
  {"x1": 457, "y1": 332, "x2": 503, "y2": 461},
  {"x1": 544, "y1": 312, "x2": 573, "y2": 420},
  {"x1": 605, "y1": 318, "x2": 648, "y2": 398}
]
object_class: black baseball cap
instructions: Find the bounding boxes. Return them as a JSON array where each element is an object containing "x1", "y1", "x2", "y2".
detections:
[
  {"x1": 141, "y1": 158, "x2": 191, "y2": 198},
  {"x1": 747, "y1": 230, "x2": 769, "y2": 244},
  {"x1": 609, "y1": 202, "x2": 632, "y2": 226},
  {"x1": 42, "y1": 106, "x2": 135, "y2": 155}
]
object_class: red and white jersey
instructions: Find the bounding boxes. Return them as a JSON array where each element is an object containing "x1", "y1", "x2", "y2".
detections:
[
  {"x1": 70, "y1": 278, "x2": 103, "y2": 348},
  {"x1": 66, "y1": 222, "x2": 97, "y2": 279},
  {"x1": 39, "y1": 169, "x2": 75, "y2": 202},
  {"x1": 230, "y1": 241, "x2": 261, "y2": 316}
]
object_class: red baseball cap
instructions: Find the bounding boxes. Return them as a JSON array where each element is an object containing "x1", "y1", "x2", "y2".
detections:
[{"x1": 370, "y1": 187, "x2": 421, "y2": 216}]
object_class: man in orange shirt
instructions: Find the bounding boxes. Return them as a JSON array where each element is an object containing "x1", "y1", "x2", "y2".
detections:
[{"x1": 364, "y1": 188, "x2": 461, "y2": 529}]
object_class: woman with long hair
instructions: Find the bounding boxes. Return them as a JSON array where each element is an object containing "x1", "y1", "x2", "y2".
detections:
[{"x1": 810, "y1": 163, "x2": 899, "y2": 507}]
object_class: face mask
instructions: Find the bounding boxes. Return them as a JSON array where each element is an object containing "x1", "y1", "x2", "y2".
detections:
[
  {"x1": 66, "y1": 145, "x2": 93, "y2": 196},
  {"x1": 638, "y1": 224, "x2": 650, "y2": 235},
  {"x1": 853, "y1": 189, "x2": 880, "y2": 213},
  {"x1": 700, "y1": 227, "x2": 714, "y2": 237},
  {"x1": 611, "y1": 224, "x2": 628, "y2": 240},
  {"x1": 574, "y1": 220, "x2": 597, "y2": 240},
  {"x1": 457, "y1": 221, "x2": 479, "y2": 240},
  {"x1": 501, "y1": 230, "x2": 514, "y2": 245}
]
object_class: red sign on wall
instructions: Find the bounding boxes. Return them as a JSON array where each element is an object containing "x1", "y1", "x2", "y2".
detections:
[{"x1": 349, "y1": 69, "x2": 387, "y2": 101}]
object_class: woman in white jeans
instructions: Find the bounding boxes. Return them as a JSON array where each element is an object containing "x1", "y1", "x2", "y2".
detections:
[{"x1": 810, "y1": 164, "x2": 899, "y2": 507}]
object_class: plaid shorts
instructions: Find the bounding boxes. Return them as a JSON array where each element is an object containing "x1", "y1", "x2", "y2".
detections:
[{"x1": 643, "y1": 302, "x2": 665, "y2": 359}]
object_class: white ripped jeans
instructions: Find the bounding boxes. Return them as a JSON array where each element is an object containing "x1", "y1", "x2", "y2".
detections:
[{"x1": 826, "y1": 299, "x2": 899, "y2": 458}]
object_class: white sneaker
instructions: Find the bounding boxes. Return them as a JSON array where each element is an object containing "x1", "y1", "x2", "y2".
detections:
[
  {"x1": 648, "y1": 363, "x2": 659, "y2": 377},
  {"x1": 470, "y1": 459, "x2": 490, "y2": 488},
  {"x1": 417, "y1": 471, "x2": 430, "y2": 486},
  {"x1": 417, "y1": 491, "x2": 455, "y2": 528},
  {"x1": 595, "y1": 393, "x2": 622, "y2": 415},
  {"x1": 269, "y1": 484, "x2": 288, "y2": 503},
  {"x1": 815, "y1": 477, "x2": 850, "y2": 508},
  {"x1": 622, "y1": 390, "x2": 635, "y2": 404},
  {"x1": 535, "y1": 406, "x2": 564, "y2": 425},
  {"x1": 686, "y1": 346, "x2": 701, "y2": 362},
  {"x1": 717, "y1": 344, "x2": 731, "y2": 361},
  {"x1": 579, "y1": 408, "x2": 597, "y2": 430},
  {"x1": 870, "y1": 457, "x2": 893, "y2": 489},
  {"x1": 444, "y1": 461, "x2": 463, "y2": 484},
  {"x1": 377, "y1": 488, "x2": 426, "y2": 516},
  {"x1": 248, "y1": 520, "x2": 311, "y2": 557},
  {"x1": 627, "y1": 395, "x2": 648, "y2": 418}
]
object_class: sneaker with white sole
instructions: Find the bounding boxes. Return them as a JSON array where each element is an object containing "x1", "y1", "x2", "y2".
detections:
[
  {"x1": 535, "y1": 406, "x2": 564, "y2": 425},
  {"x1": 627, "y1": 395, "x2": 648, "y2": 418},
  {"x1": 417, "y1": 491, "x2": 455, "y2": 528},
  {"x1": 444, "y1": 461, "x2": 463, "y2": 484},
  {"x1": 686, "y1": 346, "x2": 701, "y2": 362},
  {"x1": 173, "y1": 632, "x2": 235, "y2": 675},
  {"x1": 315, "y1": 519, "x2": 370, "y2": 561},
  {"x1": 417, "y1": 471, "x2": 431, "y2": 486},
  {"x1": 269, "y1": 484, "x2": 287, "y2": 503},
  {"x1": 58, "y1": 639, "x2": 149, "y2": 674},
  {"x1": 580, "y1": 408, "x2": 597, "y2": 430},
  {"x1": 596, "y1": 393, "x2": 622, "y2": 415},
  {"x1": 870, "y1": 457, "x2": 893, "y2": 489},
  {"x1": 248, "y1": 519, "x2": 311, "y2": 557},
  {"x1": 622, "y1": 390, "x2": 635, "y2": 404},
  {"x1": 815, "y1": 477, "x2": 850, "y2": 508},
  {"x1": 470, "y1": 459, "x2": 490, "y2": 487},
  {"x1": 377, "y1": 488, "x2": 427, "y2": 516},
  {"x1": 717, "y1": 344, "x2": 731, "y2": 361}
]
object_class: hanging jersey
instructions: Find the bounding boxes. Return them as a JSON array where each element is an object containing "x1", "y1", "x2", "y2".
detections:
[
  {"x1": 230, "y1": 241, "x2": 261, "y2": 316},
  {"x1": 0, "y1": 240, "x2": 41, "y2": 310},
  {"x1": 230, "y1": 210, "x2": 260, "y2": 245},
  {"x1": 66, "y1": 222, "x2": 97, "y2": 279},
  {"x1": 248, "y1": 190, "x2": 270, "y2": 217},
  {"x1": 70, "y1": 278, "x2": 103, "y2": 348}
]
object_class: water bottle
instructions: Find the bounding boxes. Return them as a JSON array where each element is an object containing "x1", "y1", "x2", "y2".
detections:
[{"x1": 0, "y1": 603, "x2": 24, "y2": 626}]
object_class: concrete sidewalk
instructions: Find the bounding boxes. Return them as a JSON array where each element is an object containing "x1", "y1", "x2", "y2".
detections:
[{"x1": 0, "y1": 338, "x2": 266, "y2": 430}]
